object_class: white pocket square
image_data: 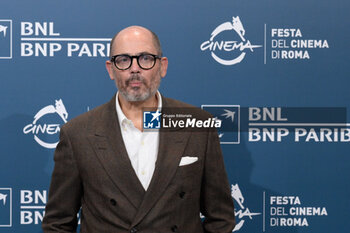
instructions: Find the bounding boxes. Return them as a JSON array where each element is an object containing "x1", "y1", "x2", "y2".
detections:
[{"x1": 179, "y1": 156, "x2": 198, "y2": 166}]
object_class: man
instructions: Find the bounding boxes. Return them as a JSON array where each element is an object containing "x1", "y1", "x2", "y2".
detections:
[{"x1": 42, "y1": 26, "x2": 235, "y2": 233}]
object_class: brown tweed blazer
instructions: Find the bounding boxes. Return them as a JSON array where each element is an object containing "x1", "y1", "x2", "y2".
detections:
[{"x1": 42, "y1": 95, "x2": 235, "y2": 233}]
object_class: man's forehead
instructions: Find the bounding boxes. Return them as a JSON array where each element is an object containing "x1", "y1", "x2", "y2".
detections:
[{"x1": 112, "y1": 26, "x2": 157, "y2": 53}]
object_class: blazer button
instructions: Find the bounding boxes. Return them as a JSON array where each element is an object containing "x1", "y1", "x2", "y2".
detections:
[
  {"x1": 171, "y1": 225, "x2": 178, "y2": 232},
  {"x1": 110, "y1": 199, "x2": 116, "y2": 206},
  {"x1": 130, "y1": 227, "x2": 138, "y2": 233},
  {"x1": 179, "y1": 191, "x2": 186, "y2": 199}
]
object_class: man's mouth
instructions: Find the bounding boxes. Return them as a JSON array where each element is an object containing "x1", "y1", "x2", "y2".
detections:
[{"x1": 129, "y1": 81, "x2": 142, "y2": 88}]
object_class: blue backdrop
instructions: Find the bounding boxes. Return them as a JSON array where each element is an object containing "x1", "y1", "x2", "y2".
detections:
[{"x1": 0, "y1": 0, "x2": 349, "y2": 232}]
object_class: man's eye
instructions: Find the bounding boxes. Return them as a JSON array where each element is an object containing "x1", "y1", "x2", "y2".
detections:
[
  {"x1": 117, "y1": 56, "x2": 129, "y2": 63},
  {"x1": 141, "y1": 55, "x2": 152, "y2": 61}
]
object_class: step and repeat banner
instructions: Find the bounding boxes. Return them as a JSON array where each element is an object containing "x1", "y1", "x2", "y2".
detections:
[{"x1": 0, "y1": 0, "x2": 349, "y2": 232}]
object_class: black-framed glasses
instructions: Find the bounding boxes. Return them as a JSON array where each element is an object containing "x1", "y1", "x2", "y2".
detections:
[{"x1": 110, "y1": 53, "x2": 161, "y2": 70}]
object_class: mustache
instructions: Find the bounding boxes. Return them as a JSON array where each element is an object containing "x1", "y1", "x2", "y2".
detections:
[{"x1": 125, "y1": 74, "x2": 146, "y2": 86}]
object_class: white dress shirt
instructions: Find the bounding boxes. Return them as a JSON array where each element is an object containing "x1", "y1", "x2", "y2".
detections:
[{"x1": 115, "y1": 91, "x2": 162, "y2": 190}]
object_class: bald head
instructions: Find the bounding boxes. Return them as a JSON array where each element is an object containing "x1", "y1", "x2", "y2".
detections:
[{"x1": 109, "y1": 26, "x2": 162, "y2": 58}]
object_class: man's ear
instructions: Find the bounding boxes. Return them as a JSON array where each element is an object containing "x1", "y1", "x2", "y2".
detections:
[
  {"x1": 160, "y1": 57, "x2": 168, "y2": 78},
  {"x1": 105, "y1": 60, "x2": 115, "y2": 80}
]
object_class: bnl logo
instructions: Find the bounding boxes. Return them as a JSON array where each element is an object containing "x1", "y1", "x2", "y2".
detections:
[
  {"x1": 0, "y1": 188, "x2": 12, "y2": 227},
  {"x1": 143, "y1": 110, "x2": 161, "y2": 129},
  {"x1": 202, "y1": 105, "x2": 240, "y2": 144},
  {"x1": 0, "y1": 19, "x2": 12, "y2": 59}
]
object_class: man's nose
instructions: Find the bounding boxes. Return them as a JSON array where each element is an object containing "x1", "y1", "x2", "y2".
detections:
[{"x1": 130, "y1": 57, "x2": 141, "y2": 73}]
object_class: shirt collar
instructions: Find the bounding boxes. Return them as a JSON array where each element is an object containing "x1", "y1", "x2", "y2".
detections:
[{"x1": 115, "y1": 91, "x2": 162, "y2": 127}]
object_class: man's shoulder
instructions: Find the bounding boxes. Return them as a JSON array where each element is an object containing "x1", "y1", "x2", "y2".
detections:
[
  {"x1": 163, "y1": 96, "x2": 212, "y2": 118},
  {"x1": 62, "y1": 98, "x2": 114, "y2": 132}
]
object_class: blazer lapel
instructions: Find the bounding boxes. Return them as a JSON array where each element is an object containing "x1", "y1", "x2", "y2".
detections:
[
  {"x1": 87, "y1": 96, "x2": 145, "y2": 209},
  {"x1": 131, "y1": 97, "x2": 191, "y2": 227}
]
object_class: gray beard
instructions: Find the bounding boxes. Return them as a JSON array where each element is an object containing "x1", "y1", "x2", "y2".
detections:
[
  {"x1": 120, "y1": 87, "x2": 156, "y2": 102},
  {"x1": 119, "y1": 74, "x2": 159, "y2": 102}
]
